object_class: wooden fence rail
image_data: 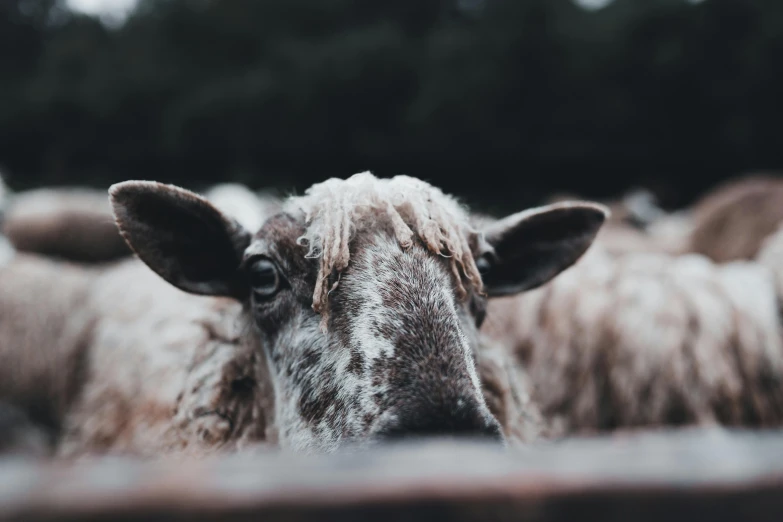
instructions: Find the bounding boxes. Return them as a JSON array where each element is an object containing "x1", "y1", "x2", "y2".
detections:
[{"x1": 1, "y1": 427, "x2": 782, "y2": 521}]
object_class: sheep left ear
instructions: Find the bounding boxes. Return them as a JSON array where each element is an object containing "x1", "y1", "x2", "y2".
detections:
[
  {"x1": 477, "y1": 202, "x2": 608, "y2": 297},
  {"x1": 109, "y1": 180, "x2": 252, "y2": 300}
]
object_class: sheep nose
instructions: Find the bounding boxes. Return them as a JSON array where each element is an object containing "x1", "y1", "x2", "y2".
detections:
[{"x1": 376, "y1": 400, "x2": 503, "y2": 442}]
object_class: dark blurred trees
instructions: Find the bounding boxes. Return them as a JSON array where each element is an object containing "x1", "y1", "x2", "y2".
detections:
[{"x1": 1, "y1": 0, "x2": 782, "y2": 210}]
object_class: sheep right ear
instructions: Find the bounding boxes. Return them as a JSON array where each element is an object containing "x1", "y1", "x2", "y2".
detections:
[
  {"x1": 109, "y1": 181, "x2": 252, "y2": 300},
  {"x1": 478, "y1": 201, "x2": 608, "y2": 297}
]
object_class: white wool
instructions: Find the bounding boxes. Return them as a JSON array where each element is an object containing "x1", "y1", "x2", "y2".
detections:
[
  {"x1": 204, "y1": 183, "x2": 280, "y2": 233},
  {"x1": 283, "y1": 171, "x2": 482, "y2": 331}
]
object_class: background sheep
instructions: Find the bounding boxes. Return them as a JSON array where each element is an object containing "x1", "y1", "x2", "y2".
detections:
[
  {"x1": 573, "y1": 174, "x2": 783, "y2": 264},
  {"x1": 546, "y1": 174, "x2": 783, "y2": 264},
  {"x1": 0, "y1": 173, "x2": 602, "y2": 456},
  {"x1": 546, "y1": 189, "x2": 692, "y2": 257},
  {"x1": 1, "y1": 186, "x2": 132, "y2": 264},
  {"x1": 482, "y1": 236, "x2": 783, "y2": 437},
  {"x1": 686, "y1": 174, "x2": 783, "y2": 263}
]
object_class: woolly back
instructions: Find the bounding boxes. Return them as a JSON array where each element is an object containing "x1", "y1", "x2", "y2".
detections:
[{"x1": 283, "y1": 172, "x2": 483, "y2": 330}]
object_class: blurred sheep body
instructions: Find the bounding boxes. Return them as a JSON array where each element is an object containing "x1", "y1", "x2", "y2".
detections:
[
  {"x1": 0, "y1": 254, "x2": 274, "y2": 458},
  {"x1": 582, "y1": 174, "x2": 783, "y2": 263},
  {"x1": 547, "y1": 189, "x2": 693, "y2": 258},
  {"x1": 2, "y1": 187, "x2": 132, "y2": 263},
  {"x1": 483, "y1": 241, "x2": 783, "y2": 437},
  {"x1": 686, "y1": 175, "x2": 783, "y2": 263},
  {"x1": 590, "y1": 216, "x2": 691, "y2": 257}
]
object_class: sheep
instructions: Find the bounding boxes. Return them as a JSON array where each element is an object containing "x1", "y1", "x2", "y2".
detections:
[
  {"x1": 482, "y1": 232, "x2": 783, "y2": 438},
  {"x1": 546, "y1": 189, "x2": 692, "y2": 257},
  {"x1": 0, "y1": 172, "x2": 605, "y2": 456},
  {"x1": 686, "y1": 174, "x2": 783, "y2": 263},
  {"x1": 547, "y1": 188, "x2": 665, "y2": 232},
  {"x1": 1, "y1": 186, "x2": 132, "y2": 264},
  {"x1": 587, "y1": 174, "x2": 783, "y2": 264}
]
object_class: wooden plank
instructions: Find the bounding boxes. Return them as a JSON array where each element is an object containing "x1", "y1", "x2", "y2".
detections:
[{"x1": 1, "y1": 427, "x2": 783, "y2": 521}]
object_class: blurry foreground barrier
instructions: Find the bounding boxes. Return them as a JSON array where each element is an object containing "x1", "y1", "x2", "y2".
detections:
[{"x1": 1, "y1": 428, "x2": 783, "y2": 521}]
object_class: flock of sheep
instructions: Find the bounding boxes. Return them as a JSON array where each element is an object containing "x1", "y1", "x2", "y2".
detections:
[{"x1": 0, "y1": 171, "x2": 782, "y2": 459}]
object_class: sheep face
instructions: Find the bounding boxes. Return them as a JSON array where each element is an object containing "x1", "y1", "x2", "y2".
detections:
[
  {"x1": 109, "y1": 175, "x2": 607, "y2": 453},
  {"x1": 242, "y1": 213, "x2": 502, "y2": 452}
]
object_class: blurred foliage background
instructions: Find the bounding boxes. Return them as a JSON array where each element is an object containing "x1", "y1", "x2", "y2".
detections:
[{"x1": 1, "y1": 0, "x2": 781, "y2": 212}]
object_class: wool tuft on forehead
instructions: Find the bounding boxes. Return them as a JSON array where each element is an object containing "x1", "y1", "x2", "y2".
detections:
[{"x1": 284, "y1": 171, "x2": 483, "y2": 331}]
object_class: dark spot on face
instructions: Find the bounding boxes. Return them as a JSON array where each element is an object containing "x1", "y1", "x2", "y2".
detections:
[
  {"x1": 378, "y1": 322, "x2": 397, "y2": 341},
  {"x1": 372, "y1": 356, "x2": 389, "y2": 389},
  {"x1": 230, "y1": 376, "x2": 255, "y2": 397},
  {"x1": 326, "y1": 402, "x2": 341, "y2": 426},
  {"x1": 269, "y1": 346, "x2": 283, "y2": 366},
  {"x1": 299, "y1": 386, "x2": 338, "y2": 425},
  {"x1": 348, "y1": 350, "x2": 364, "y2": 375},
  {"x1": 301, "y1": 350, "x2": 322, "y2": 370},
  {"x1": 362, "y1": 412, "x2": 375, "y2": 430}
]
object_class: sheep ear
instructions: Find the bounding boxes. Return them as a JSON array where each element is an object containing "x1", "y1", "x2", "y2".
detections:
[
  {"x1": 478, "y1": 202, "x2": 608, "y2": 297},
  {"x1": 109, "y1": 181, "x2": 252, "y2": 300}
]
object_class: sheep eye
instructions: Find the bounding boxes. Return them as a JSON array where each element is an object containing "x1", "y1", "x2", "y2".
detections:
[
  {"x1": 475, "y1": 256, "x2": 491, "y2": 277},
  {"x1": 249, "y1": 258, "x2": 280, "y2": 298}
]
